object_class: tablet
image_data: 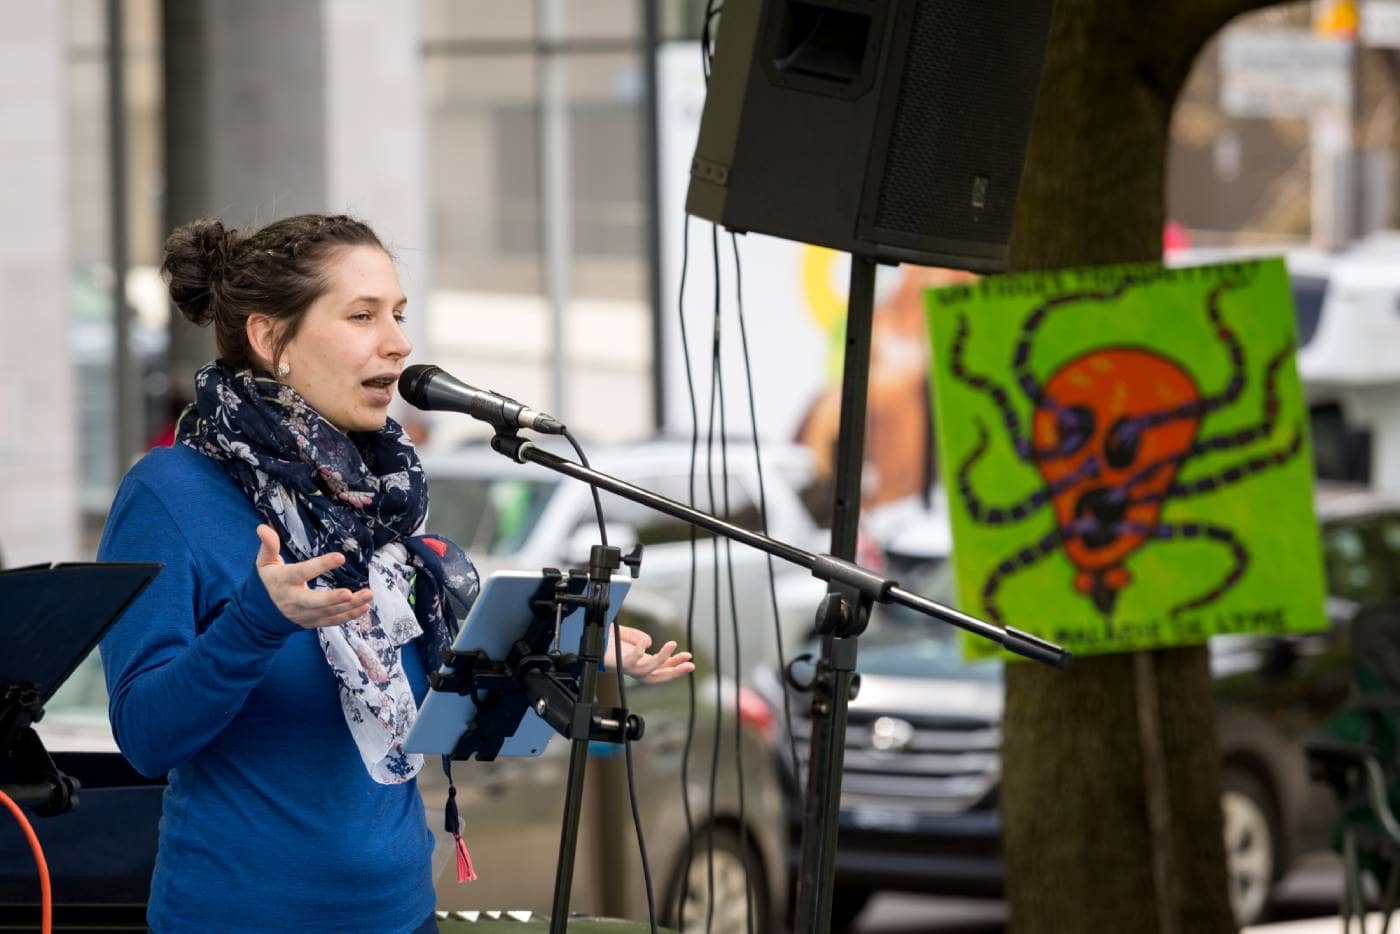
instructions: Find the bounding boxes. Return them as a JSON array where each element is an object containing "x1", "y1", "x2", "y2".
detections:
[
  {"x1": 404, "y1": 570, "x2": 631, "y2": 758},
  {"x1": 0, "y1": 562, "x2": 161, "y2": 702}
]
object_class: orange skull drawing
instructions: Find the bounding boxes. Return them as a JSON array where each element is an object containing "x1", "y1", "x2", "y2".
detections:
[{"x1": 948, "y1": 277, "x2": 1301, "y2": 625}]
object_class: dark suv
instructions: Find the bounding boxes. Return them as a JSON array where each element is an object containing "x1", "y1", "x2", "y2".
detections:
[
  {"x1": 757, "y1": 483, "x2": 1400, "y2": 929},
  {"x1": 756, "y1": 549, "x2": 1001, "y2": 930}
]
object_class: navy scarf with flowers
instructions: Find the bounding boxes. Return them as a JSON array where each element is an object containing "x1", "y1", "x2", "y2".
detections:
[{"x1": 177, "y1": 361, "x2": 478, "y2": 783}]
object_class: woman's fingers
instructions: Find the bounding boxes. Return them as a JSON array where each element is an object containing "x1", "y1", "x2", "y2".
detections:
[
  {"x1": 618, "y1": 625, "x2": 653, "y2": 649},
  {"x1": 278, "y1": 588, "x2": 372, "y2": 629},
  {"x1": 640, "y1": 652, "x2": 696, "y2": 684},
  {"x1": 618, "y1": 637, "x2": 700, "y2": 684},
  {"x1": 253, "y1": 527, "x2": 369, "y2": 629},
  {"x1": 644, "y1": 640, "x2": 678, "y2": 669},
  {"x1": 296, "y1": 550, "x2": 347, "y2": 582},
  {"x1": 290, "y1": 586, "x2": 371, "y2": 615},
  {"x1": 255, "y1": 525, "x2": 283, "y2": 568},
  {"x1": 623, "y1": 639, "x2": 672, "y2": 677},
  {"x1": 315, "y1": 598, "x2": 374, "y2": 628}
]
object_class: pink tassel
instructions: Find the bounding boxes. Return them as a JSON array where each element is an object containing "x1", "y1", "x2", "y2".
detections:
[{"x1": 454, "y1": 832, "x2": 477, "y2": 883}]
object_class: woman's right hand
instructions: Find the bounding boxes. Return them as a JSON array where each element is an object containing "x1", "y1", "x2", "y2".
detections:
[{"x1": 254, "y1": 524, "x2": 373, "y2": 629}]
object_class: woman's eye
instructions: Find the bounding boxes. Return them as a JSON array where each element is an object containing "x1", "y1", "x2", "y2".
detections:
[
  {"x1": 352, "y1": 311, "x2": 372, "y2": 321},
  {"x1": 394, "y1": 314, "x2": 407, "y2": 325}
]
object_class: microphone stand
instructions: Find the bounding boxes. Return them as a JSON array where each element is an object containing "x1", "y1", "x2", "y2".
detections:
[{"x1": 486, "y1": 428, "x2": 1070, "y2": 930}]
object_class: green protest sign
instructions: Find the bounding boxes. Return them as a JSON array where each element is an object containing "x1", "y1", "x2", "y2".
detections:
[{"x1": 925, "y1": 259, "x2": 1326, "y2": 659}]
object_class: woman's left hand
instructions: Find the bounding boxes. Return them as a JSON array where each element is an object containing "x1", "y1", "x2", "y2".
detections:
[{"x1": 612, "y1": 625, "x2": 695, "y2": 685}]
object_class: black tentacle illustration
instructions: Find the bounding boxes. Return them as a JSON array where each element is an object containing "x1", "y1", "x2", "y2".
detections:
[
  {"x1": 958, "y1": 421, "x2": 1100, "y2": 524},
  {"x1": 950, "y1": 315, "x2": 1033, "y2": 461},
  {"x1": 981, "y1": 528, "x2": 1064, "y2": 625},
  {"x1": 1011, "y1": 280, "x2": 1144, "y2": 406},
  {"x1": 1161, "y1": 424, "x2": 1303, "y2": 502},
  {"x1": 1151, "y1": 521, "x2": 1250, "y2": 617},
  {"x1": 1122, "y1": 340, "x2": 1293, "y2": 499}
]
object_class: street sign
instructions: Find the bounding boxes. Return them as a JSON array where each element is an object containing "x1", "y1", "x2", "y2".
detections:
[
  {"x1": 1220, "y1": 29, "x2": 1353, "y2": 119},
  {"x1": 1363, "y1": 0, "x2": 1400, "y2": 47}
]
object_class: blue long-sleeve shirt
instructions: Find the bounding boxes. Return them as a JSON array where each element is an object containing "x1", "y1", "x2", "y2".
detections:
[{"x1": 98, "y1": 443, "x2": 435, "y2": 933}]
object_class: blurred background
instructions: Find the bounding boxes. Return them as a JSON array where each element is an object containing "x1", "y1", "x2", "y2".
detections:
[
  {"x1": 5, "y1": 0, "x2": 1400, "y2": 568},
  {"x1": 8, "y1": 1, "x2": 1400, "y2": 930}
]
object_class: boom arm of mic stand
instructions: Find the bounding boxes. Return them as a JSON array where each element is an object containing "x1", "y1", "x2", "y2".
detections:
[{"x1": 489, "y1": 432, "x2": 1072, "y2": 669}]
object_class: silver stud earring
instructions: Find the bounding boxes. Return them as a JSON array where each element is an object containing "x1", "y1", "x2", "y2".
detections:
[{"x1": 276, "y1": 361, "x2": 290, "y2": 379}]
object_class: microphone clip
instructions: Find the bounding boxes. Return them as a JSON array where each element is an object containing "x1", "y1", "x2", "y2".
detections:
[{"x1": 489, "y1": 431, "x2": 534, "y2": 464}]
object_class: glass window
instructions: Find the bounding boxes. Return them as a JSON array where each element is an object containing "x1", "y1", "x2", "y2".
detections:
[
  {"x1": 420, "y1": 1, "x2": 535, "y2": 42},
  {"x1": 1373, "y1": 516, "x2": 1400, "y2": 596},
  {"x1": 1323, "y1": 519, "x2": 1400, "y2": 605},
  {"x1": 1291, "y1": 275, "x2": 1326, "y2": 348},
  {"x1": 424, "y1": 53, "x2": 543, "y2": 294},
  {"x1": 565, "y1": 1, "x2": 641, "y2": 39},
  {"x1": 428, "y1": 475, "x2": 560, "y2": 557},
  {"x1": 660, "y1": 0, "x2": 713, "y2": 41},
  {"x1": 421, "y1": 12, "x2": 649, "y2": 301}
]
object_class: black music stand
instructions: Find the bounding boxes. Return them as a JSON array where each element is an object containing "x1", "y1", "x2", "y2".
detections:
[{"x1": 0, "y1": 562, "x2": 161, "y2": 816}]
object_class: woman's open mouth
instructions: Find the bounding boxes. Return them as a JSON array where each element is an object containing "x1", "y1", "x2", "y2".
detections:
[{"x1": 362, "y1": 374, "x2": 398, "y2": 404}]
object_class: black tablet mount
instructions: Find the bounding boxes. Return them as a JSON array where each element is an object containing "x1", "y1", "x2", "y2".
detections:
[
  {"x1": 0, "y1": 683, "x2": 80, "y2": 817},
  {"x1": 427, "y1": 537, "x2": 650, "y2": 932},
  {"x1": 428, "y1": 554, "x2": 645, "y2": 763}
]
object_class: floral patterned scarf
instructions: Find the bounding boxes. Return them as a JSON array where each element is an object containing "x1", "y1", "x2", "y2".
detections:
[{"x1": 177, "y1": 361, "x2": 478, "y2": 784}]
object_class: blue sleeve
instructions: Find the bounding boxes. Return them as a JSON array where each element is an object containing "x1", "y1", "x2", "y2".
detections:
[{"x1": 97, "y1": 476, "x2": 299, "y2": 778}]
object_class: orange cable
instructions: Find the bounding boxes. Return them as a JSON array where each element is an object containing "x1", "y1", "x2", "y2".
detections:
[{"x1": 0, "y1": 787, "x2": 51, "y2": 934}]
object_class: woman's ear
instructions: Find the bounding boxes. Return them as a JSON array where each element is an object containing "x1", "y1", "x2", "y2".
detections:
[{"x1": 245, "y1": 314, "x2": 279, "y2": 371}]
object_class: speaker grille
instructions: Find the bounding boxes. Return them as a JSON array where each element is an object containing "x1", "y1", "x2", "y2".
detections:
[{"x1": 872, "y1": 0, "x2": 1054, "y2": 246}]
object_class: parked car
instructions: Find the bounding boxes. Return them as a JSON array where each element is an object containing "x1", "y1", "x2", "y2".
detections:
[
  {"x1": 7, "y1": 590, "x2": 788, "y2": 931},
  {"x1": 755, "y1": 482, "x2": 1400, "y2": 929},
  {"x1": 419, "y1": 437, "x2": 829, "y2": 674},
  {"x1": 420, "y1": 588, "x2": 789, "y2": 929}
]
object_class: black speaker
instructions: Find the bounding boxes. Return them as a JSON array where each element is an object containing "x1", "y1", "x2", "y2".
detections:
[{"x1": 686, "y1": 0, "x2": 1056, "y2": 272}]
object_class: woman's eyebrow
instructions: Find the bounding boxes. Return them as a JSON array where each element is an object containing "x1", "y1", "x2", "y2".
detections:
[{"x1": 342, "y1": 294, "x2": 408, "y2": 308}]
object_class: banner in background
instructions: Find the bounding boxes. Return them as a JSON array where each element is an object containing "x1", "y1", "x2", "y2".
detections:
[{"x1": 926, "y1": 259, "x2": 1327, "y2": 658}]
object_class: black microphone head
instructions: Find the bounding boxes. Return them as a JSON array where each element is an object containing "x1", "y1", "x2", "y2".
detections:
[{"x1": 398, "y1": 364, "x2": 441, "y2": 409}]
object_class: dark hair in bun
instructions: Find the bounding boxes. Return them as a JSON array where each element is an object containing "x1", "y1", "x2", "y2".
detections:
[
  {"x1": 159, "y1": 213, "x2": 385, "y2": 371},
  {"x1": 162, "y1": 218, "x2": 241, "y2": 328}
]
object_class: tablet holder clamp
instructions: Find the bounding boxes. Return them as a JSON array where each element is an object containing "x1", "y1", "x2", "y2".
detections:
[{"x1": 0, "y1": 682, "x2": 80, "y2": 817}]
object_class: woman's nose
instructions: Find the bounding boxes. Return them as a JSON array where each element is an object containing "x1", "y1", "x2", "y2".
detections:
[{"x1": 384, "y1": 319, "x2": 412, "y2": 358}]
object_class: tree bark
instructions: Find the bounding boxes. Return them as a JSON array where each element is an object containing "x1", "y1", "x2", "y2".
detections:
[{"x1": 1001, "y1": 1, "x2": 1286, "y2": 931}]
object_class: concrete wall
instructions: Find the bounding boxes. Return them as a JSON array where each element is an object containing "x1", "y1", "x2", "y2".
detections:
[
  {"x1": 323, "y1": 0, "x2": 430, "y2": 362},
  {"x1": 0, "y1": 3, "x2": 77, "y2": 565}
]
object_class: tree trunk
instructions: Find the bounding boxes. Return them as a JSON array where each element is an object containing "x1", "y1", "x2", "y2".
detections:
[{"x1": 1001, "y1": 2, "x2": 1286, "y2": 931}]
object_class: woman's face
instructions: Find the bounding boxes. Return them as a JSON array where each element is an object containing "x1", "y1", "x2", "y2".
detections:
[{"x1": 275, "y1": 245, "x2": 413, "y2": 432}]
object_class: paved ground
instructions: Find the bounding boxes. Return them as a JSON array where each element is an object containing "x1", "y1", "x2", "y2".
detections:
[{"x1": 843, "y1": 861, "x2": 1352, "y2": 933}]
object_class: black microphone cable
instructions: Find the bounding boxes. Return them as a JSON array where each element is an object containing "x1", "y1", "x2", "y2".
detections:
[
  {"x1": 560, "y1": 427, "x2": 658, "y2": 934},
  {"x1": 700, "y1": 0, "x2": 722, "y2": 81},
  {"x1": 702, "y1": 224, "x2": 725, "y2": 934},
  {"x1": 696, "y1": 15, "x2": 742, "y2": 932},
  {"x1": 708, "y1": 227, "x2": 756, "y2": 934},
  {"x1": 731, "y1": 231, "x2": 804, "y2": 802},
  {"x1": 674, "y1": 214, "x2": 702, "y2": 927}
]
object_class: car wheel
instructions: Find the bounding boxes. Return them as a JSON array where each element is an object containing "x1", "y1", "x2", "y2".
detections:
[
  {"x1": 666, "y1": 825, "x2": 770, "y2": 933},
  {"x1": 1221, "y1": 768, "x2": 1280, "y2": 927},
  {"x1": 829, "y1": 887, "x2": 872, "y2": 931}
]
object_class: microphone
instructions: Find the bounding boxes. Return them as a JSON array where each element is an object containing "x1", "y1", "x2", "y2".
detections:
[{"x1": 398, "y1": 364, "x2": 566, "y2": 434}]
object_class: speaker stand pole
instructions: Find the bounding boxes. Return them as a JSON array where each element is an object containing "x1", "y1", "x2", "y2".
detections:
[{"x1": 794, "y1": 253, "x2": 877, "y2": 933}]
